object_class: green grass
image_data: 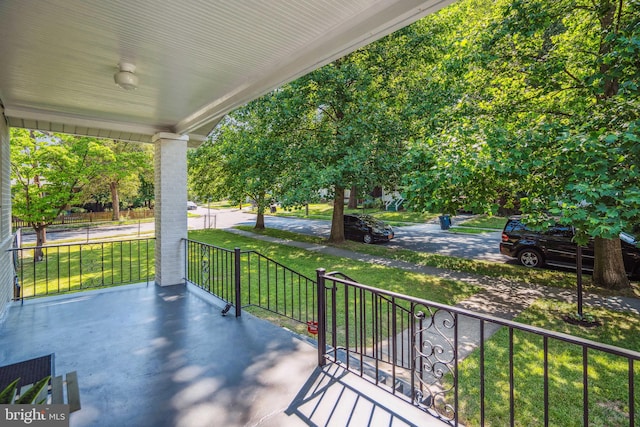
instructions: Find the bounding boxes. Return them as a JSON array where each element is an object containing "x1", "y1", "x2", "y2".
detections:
[
  {"x1": 188, "y1": 228, "x2": 481, "y2": 340},
  {"x1": 457, "y1": 214, "x2": 508, "y2": 230},
  {"x1": 267, "y1": 203, "x2": 438, "y2": 225},
  {"x1": 16, "y1": 239, "x2": 155, "y2": 297},
  {"x1": 449, "y1": 215, "x2": 508, "y2": 234},
  {"x1": 204, "y1": 200, "x2": 241, "y2": 209},
  {"x1": 448, "y1": 226, "x2": 498, "y2": 234},
  {"x1": 234, "y1": 226, "x2": 640, "y2": 297},
  {"x1": 456, "y1": 299, "x2": 640, "y2": 426},
  {"x1": 188, "y1": 229, "x2": 480, "y2": 306}
]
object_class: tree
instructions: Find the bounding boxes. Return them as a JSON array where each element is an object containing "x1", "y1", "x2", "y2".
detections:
[
  {"x1": 189, "y1": 94, "x2": 292, "y2": 229},
  {"x1": 395, "y1": 0, "x2": 517, "y2": 216},
  {"x1": 82, "y1": 140, "x2": 151, "y2": 219},
  {"x1": 10, "y1": 130, "x2": 110, "y2": 257},
  {"x1": 281, "y1": 49, "x2": 408, "y2": 243},
  {"x1": 479, "y1": 0, "x2": 640, "y2": 289},
  {"x1": 399, "y1": 0, "x2": 638, "y2": 289}
]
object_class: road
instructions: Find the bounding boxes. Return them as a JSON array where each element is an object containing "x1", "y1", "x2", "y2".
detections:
[
  {"x1": 242, "y1": 214, "x2": 509, "y2": 263},
  {"x1": 21, "y1": 206, "x2": 510, "y2": 263}
]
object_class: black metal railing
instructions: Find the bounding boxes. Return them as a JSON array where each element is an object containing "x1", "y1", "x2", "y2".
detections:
[
  {"x1": 316, "y1": 269, "x2": 640, "y2": 427},
  {"x1": 185, "y1": 239, "x2": 316, "y2": 323},
  {"x1": 9, "y1": 238, "x2": 155, "y2": 299},
  {"x1": 185, "y1": 239, "x2": 238, "y2": 307}
]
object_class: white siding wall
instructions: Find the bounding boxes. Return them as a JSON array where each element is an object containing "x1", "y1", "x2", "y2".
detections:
[{"x1": 0, "y1": 113, "x2": 12, "y2": 319}]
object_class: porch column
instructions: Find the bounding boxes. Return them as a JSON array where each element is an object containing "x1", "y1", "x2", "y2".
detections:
[{"x1": 153, "y1": 132, "x2": 189, "y2": 286}]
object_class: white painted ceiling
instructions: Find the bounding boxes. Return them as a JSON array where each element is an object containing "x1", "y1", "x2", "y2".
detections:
[{"x1": 0, "y1": 0, "x2": 453, "y2": 145}]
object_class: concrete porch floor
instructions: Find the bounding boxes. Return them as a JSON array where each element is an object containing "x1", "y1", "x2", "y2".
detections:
[{"x1": 0, "y1": 284, "x2": 448, "y2": 427}]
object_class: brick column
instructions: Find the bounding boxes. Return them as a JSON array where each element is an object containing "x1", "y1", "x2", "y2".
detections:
[{"x1": 153, "y1": 132, "x2": 189, "y2": 286}]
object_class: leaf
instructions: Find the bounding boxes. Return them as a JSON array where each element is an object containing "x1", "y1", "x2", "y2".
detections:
[
  {"x1": 0, "y1": 378, "x2": 19, "y2": 404},
  {"x1": 16, "y1": 376, "x2": 51, "y2": 404}
]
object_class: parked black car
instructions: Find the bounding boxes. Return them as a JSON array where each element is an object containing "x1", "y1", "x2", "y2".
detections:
[
  {"x1": 344, "y1": 214, "x2": 394, "y2": 244},
  {"x1": 500, "y1": 217, "x2": 640, "y2": 276}
]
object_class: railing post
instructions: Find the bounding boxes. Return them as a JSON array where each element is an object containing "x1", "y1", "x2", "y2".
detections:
[
  {"x1": 316, "y1": 268, "x2": 326, "y2": 367},
  {"x1": 234, "y1": 247, "x2": 242, "y2": 317}
]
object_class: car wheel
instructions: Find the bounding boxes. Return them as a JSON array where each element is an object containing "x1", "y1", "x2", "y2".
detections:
[
  {"x1": 518, "y1": 249, "x2": 543, "y2": 268},
  {"x1": 363, "y1": 233, "x2": 373, "y2": 244}
]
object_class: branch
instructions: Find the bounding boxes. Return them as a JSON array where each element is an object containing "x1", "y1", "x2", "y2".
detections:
[{"x1": 562, "y1": 68, "x2": 585, "y2": 87}]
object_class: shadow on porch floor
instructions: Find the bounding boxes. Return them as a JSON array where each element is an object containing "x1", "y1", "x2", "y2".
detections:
[{"x1": 0, "y1": 283, "x2": 447, "y2": 427}]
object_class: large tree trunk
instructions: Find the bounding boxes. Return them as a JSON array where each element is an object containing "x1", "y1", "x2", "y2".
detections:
[
  {"x1": 255, "y1": 210, "x2": 265, "y2": 229},
  {"x1": 348, "y1": 185, "x2": 358, "y2": 209},
  {"x1": 34, "y1": 226, "x2": 46, "y2": 261},
  {"x1": 110, "y1": 182, "x2": 120, "y2": 221},
  {"x1": 592, "y1": 237, "x2": 629, "y2": 290},
  {"x1": 589, "y1": 1, "x2": 627, "y2": 289},
  {"x1": 328, "y1": 187, "x2": 346, "y2": 243}
]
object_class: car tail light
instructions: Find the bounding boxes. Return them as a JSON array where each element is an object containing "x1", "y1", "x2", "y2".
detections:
[{"x1": 501, "y1": 233, "x2": 509, "y2": 242}]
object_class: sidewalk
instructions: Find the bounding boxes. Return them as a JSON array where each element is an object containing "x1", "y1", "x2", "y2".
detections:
[{"x1": 226, "y1": 228, "x2": 640, "y2": 319}]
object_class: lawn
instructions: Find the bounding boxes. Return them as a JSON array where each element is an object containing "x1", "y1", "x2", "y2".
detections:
[
  {"x1": 449, "y1": 215, "x2": 508, "y2": 234},
  {"x1": 456, "y1": 299, "x2": 640, "y2": 426},
  {"x1": 235, "y1": 225, "x2": 640, "y2": 298},
  {"x1": 188, "y1": 228, "x2": 481, "y2": 339},
  {"x1": 18, "y1": 227, "x2": 639, "y2": 426},
  {"x1": 188, "y1": 229, "x2": 480, "y2": 307},
  {"x1": 457, "y1": 214, "x2": 509, "y2": 230},
  {"x1": 266, "y1": 203, "x2": 438, "y2": 225},
  {"x1": 189, "y1": 228, "x2": 639, "y2": 426},
  {"x1": 15, "y1": 239, "x2": 155, "y2": 298}
]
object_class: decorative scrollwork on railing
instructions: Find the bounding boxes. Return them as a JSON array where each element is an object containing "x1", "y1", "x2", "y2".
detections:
[
  {"x1": 412, "y1": 305, "x2": 457, "y2": 421},
  {"x1": 200, "y1": 245, "x2": 210, "y2": 287}
]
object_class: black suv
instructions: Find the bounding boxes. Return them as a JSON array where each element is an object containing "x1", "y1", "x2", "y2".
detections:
[{"x1": 500, "y1": 217, "x2": 640, "y2": 276}]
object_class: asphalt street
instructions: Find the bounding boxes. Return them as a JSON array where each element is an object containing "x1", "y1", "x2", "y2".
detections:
[{"x1": 21, "y1": 206, "x2": 510, "y2": 263}]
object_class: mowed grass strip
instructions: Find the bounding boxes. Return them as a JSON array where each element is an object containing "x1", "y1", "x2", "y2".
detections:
[
  {"x1": 264, "y1": 203, "x2": 439, "y2": 225},
  {"x1": 188, "y1": 229, "x2": 481, "y2": 306},
  {"x1": 455, "y1": 299, "x2": 640, "y2": 426},
  {"x1": 234, "y1": 226, "x2": 582, "y2": 290}
]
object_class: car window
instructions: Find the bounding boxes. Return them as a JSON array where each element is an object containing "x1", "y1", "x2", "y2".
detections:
[
  {"x1": 546, "y1": 225, "x2": 573, "y2": 237},
  {"x1": 620, "y1": 232, "x2": 637, "y2": 245},
  {"x1": 505, "y1": 220, "x2": 527, "y2": 232}
]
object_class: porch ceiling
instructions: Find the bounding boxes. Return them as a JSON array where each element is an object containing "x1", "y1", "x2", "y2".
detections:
[{"x1": 0, "y1": 0, "x2": 453, "y2": 146}]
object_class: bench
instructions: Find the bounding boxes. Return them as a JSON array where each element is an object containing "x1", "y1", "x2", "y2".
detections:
[
  {"x1": 0, "y1": 354, "x2": 80, "y2": 412},
  {"x1": 51, "y1": 371, "x2": 81, "y2": 413}
]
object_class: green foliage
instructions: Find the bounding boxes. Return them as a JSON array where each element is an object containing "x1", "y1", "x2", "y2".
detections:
[
  {"x1": 81, "y1": 140, "x2": 152, "y2": 213},
  {"x1": 188, "y1": 93, "x2": 294, "y2": 227},
  {"x1": 0, "y1": 376, "x2": 51, "y2": 404},
  {"x1": 396, "y1": 0, "x2": 639, "y2": 288},
  {"x1": 10, "y1": 130, "x2": 112, "y2": 242},
  {"x1": 275, "y1": 47, "x2": 411, "y2": 239}
]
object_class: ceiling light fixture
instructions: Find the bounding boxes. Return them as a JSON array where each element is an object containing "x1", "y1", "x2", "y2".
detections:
[{"x1": 114, "y1": 62, "x2": 138, "y2": 90}]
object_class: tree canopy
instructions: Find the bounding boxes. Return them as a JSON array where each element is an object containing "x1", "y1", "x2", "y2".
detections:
[
  {"x1": 187, "y1": 0, "x2": 639, "y2": 288},
  {"x1": 10, "y1": 130, "x2": 111, "y2": 251}
]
